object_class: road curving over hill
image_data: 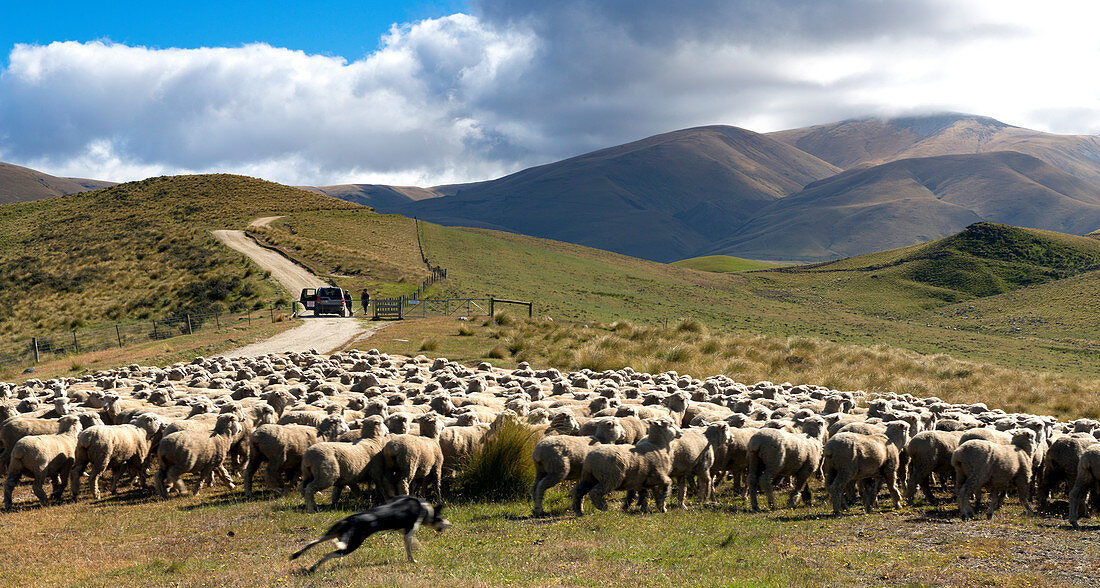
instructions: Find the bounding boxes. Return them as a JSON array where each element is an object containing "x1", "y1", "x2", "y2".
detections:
[{"x1": 211, "y1": 219, "x2": 386, "y2": 357}]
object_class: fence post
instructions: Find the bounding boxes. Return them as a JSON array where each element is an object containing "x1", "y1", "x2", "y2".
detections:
[
  {"x1": 153, "y1": 320, "x2": 159, "y2": 340},
  {"x1": 270, "y1": 307, "x2": 275, "y2": 323},
  {"x1": 73, "y1": 330, "x2": 79, "y2": 352},
  {"x1": 247, "y1": 310, "x2": 251, "y2": 325},
  {"x1": 528, "y1": 302, "x2": 533, "y2": 318},
  {"x1": 186, "y1": 315, "x2": 193, "y2": 335},
  {"x1": 32, "y1": 337, "x2": 39, "y2": 363},
  {"x1": 115, "y1": 325, "x2": 123, "y2": 348},
  {"x1": 215, "y1": 314, "x2": 221, "y2": 328},
  {"x1": 489, "y1": 297, "x2": 495, "y2": 316}
]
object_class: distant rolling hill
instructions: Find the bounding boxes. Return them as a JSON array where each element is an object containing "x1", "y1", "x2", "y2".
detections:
[
  {"x1": 0, "y1": 161, "x2": 115, "y2": 204},
  {"x1": 670, "y1": 255, "x2": 787, "y2": 272},
  {"x1": 708, "y1": 151, "x2": 1100, "y2": 261},
  {"x1": 768, "y1": 113, "x2": 1100, "y2": 187},
  {"x1": 301, "y1": 184, "x2": 442, "y2": 210},
  {"x1": 384, "y1": 125, "x2": 840, "y2": 262}
]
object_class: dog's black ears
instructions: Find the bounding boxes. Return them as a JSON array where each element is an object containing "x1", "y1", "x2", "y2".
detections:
[{"x1": 434, "y1": 503, "x2": 444, "y2": 513}]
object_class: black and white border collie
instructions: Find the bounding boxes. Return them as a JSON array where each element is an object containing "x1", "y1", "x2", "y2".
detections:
[{"x1": 291, "y1": 495, "x2": 451, "y2": 572}]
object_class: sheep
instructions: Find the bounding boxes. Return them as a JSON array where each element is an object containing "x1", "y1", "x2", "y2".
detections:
[
  {"x1": 822, "y1": 422, "x2": 909, "y2": 514},
  {"x1": 3, "y1": 415, "x2": 84, "y2": 509},
  {"x1": 904, "y1": 430, "x2": 964, "y2": 505},
  {"x1": 953, "y1": 429, "x2": 1036, "y2": 520},
  {"x1": 1068, "y1": 445, "x2": 1100, "y2": 529},
  {"x1": 667, "y1": 427, "x2": 715, "y2": 508},
  {"x1": 746, "y1": 417, "x2": 827, "y2": 511},
  {"x1": 438, "y1": 421, "x2": 492, "y2": 477},
  {"x1": 243, "y1": 415, "x2": 349, "y2": 498},
  {"x1": 377, "y1": 431, "x2": 445, "y2": 502},
  {"x1": 571, "y1": 417, "x2": 682, "y2": 516},
  {"x1": 530, "y1": 418, "x2": 625, "y2": 516},
  {"x1": 0, "y1": 412, "x2": 103, "y2": 475},
  {"x1": 1037, "y1": 435, "x2": 1097, "y2": 509},
  {"x1": 154, "y1": 414, "x2": 244, "y2": 498},
  {"x1": 298, "y1": 437, "x2": 387, "y2": 512},
  {"x1": 70, "y1": 413, "x2": 167, "y2": 500}
]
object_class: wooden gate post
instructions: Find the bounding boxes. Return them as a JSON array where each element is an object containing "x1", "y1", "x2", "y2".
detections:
[
  {"x1": 32, "y1": 337, "x2": 39, "y2": 363},
  {"x1": 116, "y1": 325, "x2": 123, "y2": 348}
]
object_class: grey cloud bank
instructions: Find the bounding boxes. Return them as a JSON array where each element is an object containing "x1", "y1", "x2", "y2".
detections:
[{"x1": 0, "y1": 0, "x2": 1097, "y2": 186}]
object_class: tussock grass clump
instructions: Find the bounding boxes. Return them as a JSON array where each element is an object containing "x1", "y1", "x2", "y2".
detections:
[
  {"x1": 491, "y1": 312, "x2": 514, "y2": 326},
  {"x1": 419, "y1": 339, "x2": 440, "y2": 351},
  {"x1": 487, "y1": 345, "x2": 508, "y2": 359},
  {"x1": 457, "y1": 325, "x2": 475, "y2": 336},
  {"x1": 454, "y1": 419, "x2": 537, "y2": 501}
]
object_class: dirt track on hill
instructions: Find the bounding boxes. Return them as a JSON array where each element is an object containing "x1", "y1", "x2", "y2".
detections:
[{"x1": 211, "y1": 220, "x2": 386, "y2": 357}]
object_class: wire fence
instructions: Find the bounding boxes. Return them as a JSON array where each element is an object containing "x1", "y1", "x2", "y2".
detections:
[{"x1": 0, "y1": 301, "x2": 296, "y2": 368}]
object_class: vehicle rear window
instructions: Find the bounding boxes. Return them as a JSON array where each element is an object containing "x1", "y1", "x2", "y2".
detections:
[{"x1": 318, "y1": 287, "x2": 342, "y2": 299}]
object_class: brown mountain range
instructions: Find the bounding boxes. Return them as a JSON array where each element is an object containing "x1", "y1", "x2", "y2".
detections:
[
  {"x1": 0, "y1": 162, "x2": 115, "y2": 205},
  {"x1": 707, "y1": 151, "x2": 1100, "y2": 261}
]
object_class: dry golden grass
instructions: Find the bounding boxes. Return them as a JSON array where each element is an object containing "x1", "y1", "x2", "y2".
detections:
[{"x1": 355, "y1": 317, "x2": 1100, "y2": 420}]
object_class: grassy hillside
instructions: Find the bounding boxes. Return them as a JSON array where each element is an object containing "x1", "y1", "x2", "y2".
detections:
[
  {"x1": 0, "y1": 161, "x2": 115, "y2": 204},
  {"x1": 246, "y1": 210, "x2": 430, "y2": 298},
  {"x1": 0, "y1": 174, "x2": 359, "y2": 345},
  {"x1": 670, "y1": 255, "x2": 786, "y2": 272}
]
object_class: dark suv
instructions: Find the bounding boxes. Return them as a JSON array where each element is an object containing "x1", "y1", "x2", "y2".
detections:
[{"x1": 314, "y1": 286, "x2": 347, "y2": 316}]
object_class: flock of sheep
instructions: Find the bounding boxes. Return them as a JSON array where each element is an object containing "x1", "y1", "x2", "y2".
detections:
[{"x1": 2, "y1": 348, "x2": 1100, "y2": 532}]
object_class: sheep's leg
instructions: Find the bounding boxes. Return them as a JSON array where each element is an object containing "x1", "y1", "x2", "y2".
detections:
[
  {"x1": 572, "y1": 475, "x2": 597, "y2": 516},
  {"x1": 788, "y1": 470, "x2": 812, "y2": 508},
  {"x1": 531, "y1": 469, "x2": 566, "y2": 516},
  {"x1": 637, "y1": 489, "x2": 650, "y2": 513},
  {"x1": 110, "y1": 466, "x2": 128, "y2": 495},
  {"x1": 1017, "y1": 475, "x2": 1035, "y2": 516},
  {"x1": 904, "y1": 465, "x2": 928, "y2": 505},
  {"x1": 87, "y1": 462, "x2": 105, "y2": 500},
  {"x1": 653, "y1": 482, "x2": 670, "y2": 513},
  {"x1": 675, "y1": 476, "x2": 688, "y2": 509},
  {"x1": 300, "y1": 477, "x2": 319, "y2": 513},
  {"x1": 589, "y1": 483, "x2": 611, "y2": 511},
  {"x1": 215, "y1": 465, "x2": 235, "y2": 489},
  {"x1": 986, "y1": 490, "x2": 1006, "y2": 519},
  {"x1": 1068, "y1": 475, "x2": 1090, "y2": 529},
  {"x1": 32, "y1": 474, "x2": 50, "y2": 507},
  {"x1": 264, "y1": 458, "x2": 286, "y2": 496},
  {"x1": 331, "y1": 484, "x2": 344, "y2": 507},
  {"x1": 828, "y1": 475, "x2": 849, "y2": 514},
  {"x1": 243, "y1": 453, "x2": 263, "y2": 498},
  {"x1": 70, "y1": 461, "x2": 87, "y2": 501},
  {"x1": 2, "y1": 472, "x2": 18, "y2": 510},
  {"x1": 885, "y1": 469, "x2": 902, "y2": 510},
  {"x1": 860, "y1": 479, "x2": 876, "y2": 513},
  {"x1": 622, "y1": 489, "x2": 636, "y2": 512},
  {"x1": 956, "y1": 477, "x2": 973, "y2": 520}
]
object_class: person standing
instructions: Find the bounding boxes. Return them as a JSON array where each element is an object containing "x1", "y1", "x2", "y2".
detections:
[{"x1": 360, "y1": 290, "x2": 370, "y2": 316}]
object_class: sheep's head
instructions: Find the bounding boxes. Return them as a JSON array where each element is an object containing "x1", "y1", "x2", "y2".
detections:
[
  {"x1": 133, "y1": 413, "x2": 167, "y2": 437},
  {"x1": 644, "y1": 417, "x2": 681, "y2": 446},
  {"x1": 385, "y1": 413, "x2": 412, "y2": 435},
  {"x1": 799, "y1": 416, "x2": 828, "y2": 442},
  {"x1": 318, "y1": 415, "x2": 351, "y2": 441},
  {"x1": 360, "y1": 415, "x2": 389, "y2": 439},
  {"x1": 549, "y1": 412, "x2": 580, "y2": 435},
  {"x1": 418, "y1": 414, "x2": 444, "y2": 439},
  {"x1": 591, "y1": 417, "x2": 626, "y2": 444},
  {"x1": 884, "y1": 421, "x2": 911, "y2": 449},
  {"x1": 58, "y1": 414, "x2": 84, "y2": 435},
  {"x1": 214, "y1": 413, "x2": 244, "y2": 438},
  {"x1": 1010, "y1": 429, "x2": 1037, "y2": 455}
]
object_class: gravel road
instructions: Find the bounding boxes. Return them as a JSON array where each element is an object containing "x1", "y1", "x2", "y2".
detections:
[{"x1": 211, "y1": 219, "x2": 385, "y2": 357}]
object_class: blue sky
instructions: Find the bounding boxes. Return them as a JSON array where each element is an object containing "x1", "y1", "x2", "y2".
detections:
[
  {"x1": 0, "y1": 1, "x2": 466, "y2": 63},
  {"x1": 1, "y1": 0, "x2": 1098, "y2": 186}
]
